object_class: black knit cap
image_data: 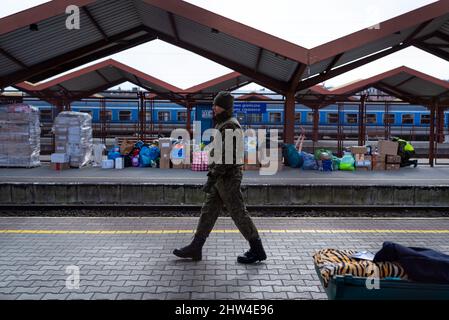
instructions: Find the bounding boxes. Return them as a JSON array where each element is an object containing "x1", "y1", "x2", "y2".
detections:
[{"x1": 213, "y1": 91, "x2": 234, "y2": 110}]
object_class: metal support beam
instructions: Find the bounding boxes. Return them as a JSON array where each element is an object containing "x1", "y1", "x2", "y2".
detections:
[
  {"x1": 337, "y1": 102, "x2": 343, "y2": 157},
  {"x1": 323, "y1": 53, "x2": 343, "y2": 74},
  {"x1": 95, "y1": 70, "x2": 111, "y2": 84},
  {"x1": 186, "y1": 103, "x2": 192, "y2": 137},
  {"x1": 254, "y1": 48, "x2": 264, "y2": 73},
  {"x1": 429, "y1": 102, "x2": 436, "y2": 167},
  {"x1": 283, "y1": 92, "x2": 296, "y2": 144},
  {"x1": 358, "y1": 94, "x2": 367, "y2": 146},
  {"x1": 414, "y1": 42, "x2": 449, "y2": 61},
  {"x1": 437, "y1": 105, "x2": 445, "y2": 144},
  {"x1": 394, "y1": 75, "x2": 416, "y2": 88},
  {"x1": 312, "y1": 106, "x2": 319, "y2": 143},
  {"x1": 0, "y1": 47, "x2": 28, "y2": 69},
  {"x1": 289, "y1": 63, "x2": 307, "y2": 92},
  {"x1": 296, "y1": 43, "x2": 411, "y2": 91},
  {"x1": 82, "y1": 6, "x2": 109, "y2": 41},
  {"x1": 168, "y1": 12, "x2": 180, "y2": 42},
  {"x1": 384, "y1": 102, "x2": 391, "y2": 140}
]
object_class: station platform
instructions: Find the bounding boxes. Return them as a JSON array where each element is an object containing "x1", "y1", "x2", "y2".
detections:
[
  {"x1": 0, "y1": 216, "x2": 448, "y2": 300},
  {"x1": 1, "y1": 163, "x2": 449, "y2": 208}
]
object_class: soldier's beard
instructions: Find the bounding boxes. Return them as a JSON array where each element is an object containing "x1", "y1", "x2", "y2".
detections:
[{"x1": 213, "y1": 109, "x2": 233, "y2": 123}]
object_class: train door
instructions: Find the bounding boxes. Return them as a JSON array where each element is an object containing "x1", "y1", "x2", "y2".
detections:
[{"x1": 194, "y1": 104, "x2": 214, "y2": 144}]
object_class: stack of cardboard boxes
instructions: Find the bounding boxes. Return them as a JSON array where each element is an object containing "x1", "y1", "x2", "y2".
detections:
[
  {"x1": 53, "y1": 111, "x2": 93, "y2": 168},
  {"x1": 159, "y1": 138, "x2": 172, "y2": 169},
  {"x1": 376, "y1": 140, "x2": 399, "y2": 171},
  {"x1": 0, "y1": 104, "x2": 40, "y2": 168},
  {"x1": 351, "y1": 146, "x2": 371, "y2": 171}
]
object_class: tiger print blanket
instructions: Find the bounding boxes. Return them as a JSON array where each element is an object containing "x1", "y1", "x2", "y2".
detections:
[{"x1": 313, "y1": 249, "x2": 407, "y2": 287}]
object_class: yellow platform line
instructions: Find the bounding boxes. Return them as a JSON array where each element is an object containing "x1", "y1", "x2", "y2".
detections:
[{"x1": 1, "y1": 229, "x2": 449, "y2": 235}]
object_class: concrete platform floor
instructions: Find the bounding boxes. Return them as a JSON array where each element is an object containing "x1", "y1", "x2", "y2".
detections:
[
  {"x1": 1, "y1": 163, "x2": 449, "y2": 186},
  {"x1": 0, "y1": 216, "x2": 448, "y2": 300}
]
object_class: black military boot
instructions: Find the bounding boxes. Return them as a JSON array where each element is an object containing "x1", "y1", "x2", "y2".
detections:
[
  {"x1": 237, "y1": 238, "x2": 267, "y2": 264},
  {"x1": 173, "y1": 235, "x2": 206, "y2": 261}
]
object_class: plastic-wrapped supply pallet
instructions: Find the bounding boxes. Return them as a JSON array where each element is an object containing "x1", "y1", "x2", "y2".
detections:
[
  {"x1": 53, "y1": 111, "x2": 93, "y2": 168},
  {"x1": 0, "y1": 104, "x2": 40, "y2": 168}
]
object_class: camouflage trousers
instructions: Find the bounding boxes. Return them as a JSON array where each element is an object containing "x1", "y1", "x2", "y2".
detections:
[{"x1": 195, "y1": 173, "x2": 260, "y2": 241}]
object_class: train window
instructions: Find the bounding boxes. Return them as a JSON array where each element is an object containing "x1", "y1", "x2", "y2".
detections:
[
  {"x1": 295, "y1": 113, "x2": 301, "y2": 124},
  {"x1": 100, "y1": 110, "x2": 112, "y2": 121},
  {"x1": 346, "y1": 114, "x2": 358, "y2": 124},
  {"x1": 307, "y1": 112, "x2": 313, "y2": 123},
  {"x1": 269, "y1": 112, "x2": 281, "y2": 123},
  {"x1": 119, "y1": 110, "x2": 132, "y2": 121},
  {"x1": 177, "y1": 111, "x2": 187, "y2": 122},
  {"x1": 40, "y1": 110, "x2": 52, "y2": 121},
  {"x1": 248, "y1": 114, "x2": 262, "y2": 123},
  {"x1": 366, "y1": 114, "x2": 377, "y2": 124},
  {"x1": 384, "y1": 114, "x2": 395, "y2": 124},
  {"x1": 327, "y1": 113, "x2": 338, "y2": 124},
  {"x1": 420, "y1": 114, "x2": 430, "y2": 124},
  {"x1": 402, "y1": 114, "x2": 414, "y2": 124},
  {"x1": 158, "y1": 111, "x2": 170, "y2": 122},
  {"x1": 146, "y1": 113, "x2": 152, "y2": 122}
]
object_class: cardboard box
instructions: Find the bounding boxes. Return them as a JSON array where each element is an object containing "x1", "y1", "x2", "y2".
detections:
[
  {"x1": 386, "y1": 155, "x2": 401, "y2": 164},
  {"x1": 159, "y1": 138, "x2": 172, "y2": 169},
  {"x1": 51, "y1": 162, "x2": 70, "y2": 171},
  {"x1": 378, "y1": 140, "x2": 398, "y2": 155},
  {"x1": 386, "y1": 164, "x2": 400, "y2": 170},
  {"x1": 351, "y1": 146, "x2": 367, "y2": 154}
]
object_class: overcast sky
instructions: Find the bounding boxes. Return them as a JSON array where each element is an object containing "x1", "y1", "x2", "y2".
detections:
[{"x1": 1, "y1": 0, "x2": 447, "y2": 92}]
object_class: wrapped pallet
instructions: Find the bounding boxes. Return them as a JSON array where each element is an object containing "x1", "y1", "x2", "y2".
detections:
[
  {"x1": 0, "y1": 104, "x2": 40, "y2": 167},
  {"x1": 53, "y1": 111, "x2": 92, "y2": 168}
]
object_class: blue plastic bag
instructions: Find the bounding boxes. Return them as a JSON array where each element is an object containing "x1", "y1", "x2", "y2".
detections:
[
  {"x1": 139, "y1": 146, "x2": 151, "y2": 167},
  {"x1": 282, "y1": 144, "x2": 303, "y2": 168},
  {"x1": 301, "y1": 152, "x2": 318, "y2": 170},
  {"x1": 107, "y1": 146, "x2": 121, "y2": 161}
]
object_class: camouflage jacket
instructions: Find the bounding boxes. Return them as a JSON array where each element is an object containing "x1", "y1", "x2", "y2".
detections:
[{"x1": 208, "y1": 116, "x2": 244, "y2": 178}]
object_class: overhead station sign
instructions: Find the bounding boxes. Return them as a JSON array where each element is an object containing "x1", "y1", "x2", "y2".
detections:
[{"x1": 233, "y1": 103, "x2": 267, "y2": 114}]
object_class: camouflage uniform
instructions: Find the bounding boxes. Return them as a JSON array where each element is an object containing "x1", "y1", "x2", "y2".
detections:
[{"x1": 195, "y1": 113, "x2": 260, "y2": 241}]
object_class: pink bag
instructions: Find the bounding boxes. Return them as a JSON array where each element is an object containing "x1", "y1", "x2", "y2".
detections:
[{"x1": 191, "y1": 151, "x2": 209, "y2": 171}]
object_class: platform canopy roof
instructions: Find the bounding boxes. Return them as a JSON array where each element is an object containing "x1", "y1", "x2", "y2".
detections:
[
  {"x1": 331, "y1": 66, "x2": 449, "y2": 106},
  {"x1": 15, "y1": 60, "x2": 255, "y2": 106},
  {"x1": 184, "y1": 72, "x2": 252, "y2": 102},
  {"x1": 15, "y1": 59, "x2": 185, "y2": 104},
  {"x1": 0, "y1": 0, "x2": 448, "y2": 95}
]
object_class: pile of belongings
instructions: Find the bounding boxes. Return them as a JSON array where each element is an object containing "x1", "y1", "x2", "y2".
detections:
[
  {"x1": 314, "y1": 242, "x2": 449, "y2": 287},
  {"x1": 109, "y1": 140, "x2": 160, "y2": 168},
  {"x1": 0, "y1": 104, "x2": 40, "y2": 167},
  {"x1": 313, "y1": 248, "x2": 407, "y2": 287},
  {"x1": 53, "y1": 111, "x2": 93, "y2": 168}
]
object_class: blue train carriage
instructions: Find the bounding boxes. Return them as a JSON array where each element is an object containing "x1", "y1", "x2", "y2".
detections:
[{"x1": 27, "y1": 98, "x2": 449, "y2": 138}]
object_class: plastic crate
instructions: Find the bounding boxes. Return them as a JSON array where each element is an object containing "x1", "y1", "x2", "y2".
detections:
[{"x1": 315, "y1": 265, "x2": 449, "y2": 300}]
